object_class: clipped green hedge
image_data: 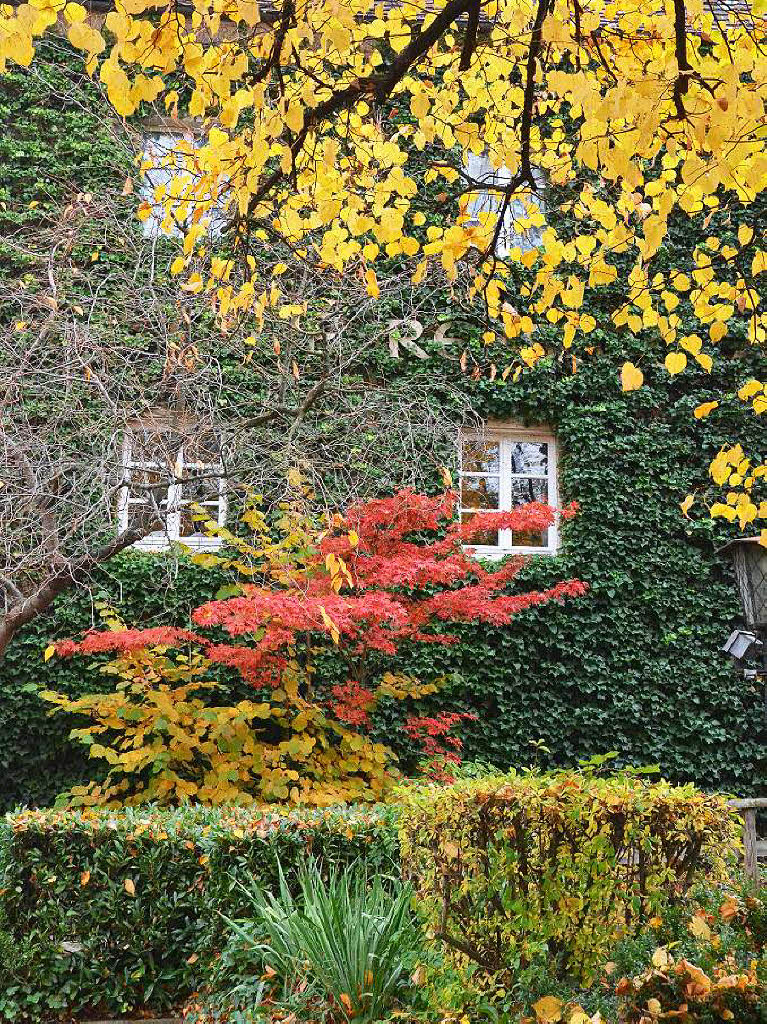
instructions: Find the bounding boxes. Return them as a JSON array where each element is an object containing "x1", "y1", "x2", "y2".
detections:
[{"x1": 0, "y1": 803, "x2": 398, "y2": 1021}]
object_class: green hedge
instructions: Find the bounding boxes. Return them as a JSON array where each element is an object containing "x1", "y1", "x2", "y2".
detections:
[{"x1": 0, "y1": 804, "x2": 398, "y2": 1021}]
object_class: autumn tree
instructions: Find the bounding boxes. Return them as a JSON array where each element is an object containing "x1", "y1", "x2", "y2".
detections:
[
  {"x1": 43, "y1": 487, "x2": 585, "y2": 805},
  {"x1": 1, "y1": 0, "x2": 763, "y2": 528}
]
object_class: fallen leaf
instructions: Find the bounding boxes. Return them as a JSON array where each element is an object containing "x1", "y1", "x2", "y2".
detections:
[
  {"x1": 123, "y1": 878, "x2": 135, "y2": 896},
  {"x1": 532, "y1": 995, "x2": 563, "y2": 1023},
  {"x1": 689, "y1": 915, "x2": 712, "y2": 942},
  {"x1": 719, "y1": 897, "x2": 739, "y2": 921},
  {"x1": 652, "y1": 946, "x2": 669, "y2": 968},
  {"x1": 411, "y1": 965, "x2": 426, "y2": 986},
  {"x1": 79, "y1": 871, "x2": 90, "y2": 886}
]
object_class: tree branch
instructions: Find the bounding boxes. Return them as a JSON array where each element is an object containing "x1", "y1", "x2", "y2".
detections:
[{"x1": 0, "y1": 522, "x2": 160, "y2": 658}]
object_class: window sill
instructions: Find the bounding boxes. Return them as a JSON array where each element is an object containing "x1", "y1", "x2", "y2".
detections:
[
  {"x1": 130, "y1": 535, "x2": 224, "y2": 554},
  {"x1": 463, "y1": 544, "x2": 558, "y2": 560}
]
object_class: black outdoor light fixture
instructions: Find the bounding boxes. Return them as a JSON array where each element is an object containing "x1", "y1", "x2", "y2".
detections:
[{"x1": 719, "y1": 537, "x2": 767, "y2": 717}]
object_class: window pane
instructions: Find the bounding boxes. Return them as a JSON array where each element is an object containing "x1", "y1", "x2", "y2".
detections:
[
  {"x1": 128, "y1": 468, "x2": 166, "y2": 490},
  {"x1": 513, "y1": 525, "x2": 548, "y2": 548},
  {"x1": 460, "y1": 475, "x2": 500, "y2": 510},
  {"x1": 179, "y1": 506, "x2": 219, "y2": 536},
  {"x1": 462, "y1": 439, "x2": 500, "y2": 474},
  {"x1": 510, "y1": 477, "x2": 548, "y2": 548},
  {"x1": 139, "y1": 134, "x2": 226, "y2": 239},
  {"x1": 183, "y1": 472, "x2": 219, "y2": 504},
  {"x1": 185, "y1": 432, "x2": 220, "y2": 464},
  {"x1": 510, "y1": 477, "x2": 548, "y2": 505},
  {"x1": 125, "y1": 503, "x2": 166, "y2": 535},
  {"x1": 509, "y1": 442, "x2": 547, "y2": 476},
  {"x1": 461, "y1": 511, "x2": 498, "y2": 548},
  {"x1": 179, "y1": 466, "x2": 221, "y2": 536}
]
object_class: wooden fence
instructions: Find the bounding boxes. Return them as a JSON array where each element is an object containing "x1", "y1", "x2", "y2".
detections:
[{"x1": 729, "y1": 797, "x2": 767, "y2": 884}]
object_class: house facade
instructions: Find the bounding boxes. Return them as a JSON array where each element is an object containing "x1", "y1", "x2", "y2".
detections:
[{"x1": 0, "y1": 34, "x2": 764, "y2": 811}]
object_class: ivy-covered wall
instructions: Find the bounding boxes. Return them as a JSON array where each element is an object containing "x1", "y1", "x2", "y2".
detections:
[{"x1": 1, "y1": 43, "x2": 764, "y2": 811}]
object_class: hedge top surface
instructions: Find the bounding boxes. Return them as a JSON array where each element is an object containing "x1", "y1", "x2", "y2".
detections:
[
  {"x1": 398, "y1": 768, "x2": 738, "y2": 813},
  {"x1": 4, "y1": 801, "x2": 394, "y2": 840}
]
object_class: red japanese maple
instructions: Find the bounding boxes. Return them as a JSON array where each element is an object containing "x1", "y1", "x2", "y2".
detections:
[{"x1": 55, "y1": 489, "x2": 586, "y2": 802}]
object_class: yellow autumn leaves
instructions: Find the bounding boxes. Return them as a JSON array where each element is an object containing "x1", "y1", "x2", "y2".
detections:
[{"x1": 1, "y1": 0, "x2": 765, "y2": 528}]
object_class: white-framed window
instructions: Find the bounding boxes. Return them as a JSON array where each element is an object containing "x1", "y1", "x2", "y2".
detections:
[
  {"x1": 117, "y1": 428, "x2": 226, "y2": 552},
  {"x1": 458, "y1": 423, "x2": 559, "y2": 556},
  {"x1": 139, "y1": 131, "x2": 226, "y2": 239},
  {"x1": 462, "y1": 151, "x2": 545, "y2": 258}
]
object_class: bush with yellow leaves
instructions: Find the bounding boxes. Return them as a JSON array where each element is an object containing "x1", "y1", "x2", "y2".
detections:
[{"x1": 397, "y1": 764, "x2": 740, "y2": 987}]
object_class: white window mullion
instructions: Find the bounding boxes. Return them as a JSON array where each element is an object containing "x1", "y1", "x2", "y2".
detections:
[
  {"x1": 547, "y1": 440, "x2": 559, "y2": 553},
  {"x1": 217, "y1": 464, "x2": 227, "y2": 527},
  {"x1": 165, "y1": 445, "x2": 183, "y2": 542},
  {"x1": 498, "y1": 437, "x2": 513, "y2": 549}
]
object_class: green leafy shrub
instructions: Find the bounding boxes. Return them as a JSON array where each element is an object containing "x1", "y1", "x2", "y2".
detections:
[
  {"x1": 0, "y1": 803, "x2": 398, "y2": 1021},
  {"x1": 205, "y1": 859, "x2": 419, "y2": 1022},
  {"x1": 397, "y1": 767, "x2": 740, "y2": 987}
]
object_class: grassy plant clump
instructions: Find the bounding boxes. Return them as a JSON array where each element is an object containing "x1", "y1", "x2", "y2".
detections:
[{"x1": 200, "y1": 859, "x2": 420, "y2": 1023}]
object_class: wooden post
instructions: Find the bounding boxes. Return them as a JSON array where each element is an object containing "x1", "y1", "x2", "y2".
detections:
[
  {"x1": 743, "y1": 808, "x2": 758, "y2": 884},
  {"x1": 728, "y1": 798, "x2": 766, "y2": 886}
]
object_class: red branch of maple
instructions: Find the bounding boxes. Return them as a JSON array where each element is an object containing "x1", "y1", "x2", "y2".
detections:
[{"x1": 57, "y1": 490, "x2": 587, "y2": 758}]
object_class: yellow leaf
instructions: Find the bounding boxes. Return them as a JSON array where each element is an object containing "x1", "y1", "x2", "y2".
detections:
[
  {"x1": 694, "y1": 401, "x2": 718, "y2": 419},
  {"x1": 339, "y1": 993, "x2": 353, "y2": 1012},
  {"x1": 621, "y1": 362, "x2": 643, "y2": 392},
  {"x1": 709, "y1": 321, "x2": 726, "y2": 343},
  {"x1": 665, "y1": 351, "x2": 687, "y2": 375},
  {"x1": 285, "y1": 104, "x2": 303, "y2": 133},
  {"x1": 738, "y1": 380, "x2": 763, "y2": 401},
  {"x1": 680, "y1": 494, "x2": 694, "y2": 516},
  {"x1": 647, "y1": 998, "x2": 662, "y2": 1016},
  {"x1": 348, "y1": 530, "x2": 359, "y2": 547},
  {"x1": 410, "y1": 92, "x2": 429, "y2": 119},
  {"x1": 79, "y1": 870, "x2": 90, "y2": 886},
  {"x1": 568, "y1": 1013, "x2": 591, "y2": 1024},
  {"x1": 532, "y1": 996, "x2": 563, "y2": 1023},
  {"x1": 695, "y1": 352, "x2": 713, "y2": 372},
  {"x1": 651, "y1": 946, "x2": 669, "y2": 968},
  {"x1": 738, "y1": 224, "x2": 753, "y2": 246},
  {"x1": 412, "y1": 259, "x2": 428, "y2": 284},
  {"x1": 43, "y1": 644, "x2": 56, "y2": 662},
  {"x1": 365, "y1": 268, "x2": 379, "y2": 298},
  {"x1": 689, "y1": 914, "x2": 712, "y2": 941},
  {"x1": 124, "y1": 878, "x2": 136, "y2": 896}
]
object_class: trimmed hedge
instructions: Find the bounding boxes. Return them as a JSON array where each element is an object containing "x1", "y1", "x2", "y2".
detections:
[
  {"x1": 398, "y1": 771, "x2": 740, "y2": 986},
  {"x1": 0, "y1": 804, "x2": 398, "y2": 1021}
]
